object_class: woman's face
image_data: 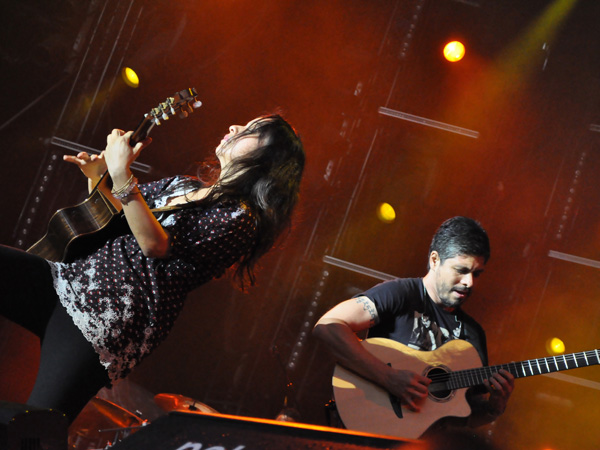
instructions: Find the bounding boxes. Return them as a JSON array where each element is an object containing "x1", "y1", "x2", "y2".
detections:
[{"x1": 216, "y1": 118, "x2": 264, "y2": 167}]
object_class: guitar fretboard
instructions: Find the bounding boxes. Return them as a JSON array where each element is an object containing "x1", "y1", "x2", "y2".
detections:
[{"x1": 431, "y1": 349, "x2": 600, "y2": 390}]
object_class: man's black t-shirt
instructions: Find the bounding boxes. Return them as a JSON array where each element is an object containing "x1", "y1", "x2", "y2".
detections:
[{"x1": 361, "y1": 277, "x2": 488, "y2": 366}]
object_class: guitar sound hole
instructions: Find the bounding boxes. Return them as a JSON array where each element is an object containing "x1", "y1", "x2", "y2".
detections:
[{"x1": 426, "y1": 366, "x2": 453, "y2": 402}]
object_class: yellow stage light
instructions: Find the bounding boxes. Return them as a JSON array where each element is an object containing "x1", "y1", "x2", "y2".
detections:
[
  {"x1": 121, "y1": 67, "x2": 140, "y2": 88},
  {"x1": 377, "y1": 203, "x2": 396, "y2": 224},
  {"x1": 545, "y1": 337, "x2": 565, "y2": 355},
  {"x1": 443, "y1": 40, "x2": 466, "y2": 62}
]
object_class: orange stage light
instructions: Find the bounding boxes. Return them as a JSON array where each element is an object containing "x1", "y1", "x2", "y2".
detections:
[
  {"x1": 376, "y1": 203, "x2": 396, "y2": 224},
  {"x1": 121, "y1": 67, "x2": 140, "y2": 88},
  {"x1": 545, "y1": 337, "x2": 565, "y2": 355},
  {"x1": 443, "y1": 40, "x2": 466, "y2": 62}
]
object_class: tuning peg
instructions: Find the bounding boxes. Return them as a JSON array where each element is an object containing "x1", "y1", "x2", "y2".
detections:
[
  {"x1": 178, "y1": 110, "x2": 189, "y2": 119},
  {"x1": 192, "y1": 100, "x2": 202, "y2": 109}
]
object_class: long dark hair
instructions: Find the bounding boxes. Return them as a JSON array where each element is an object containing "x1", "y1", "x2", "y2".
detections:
[{"x1": 178, "y1": 114, "x2": 305, "y2": 287}]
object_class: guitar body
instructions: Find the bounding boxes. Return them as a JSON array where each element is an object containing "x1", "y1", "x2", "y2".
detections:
[
  {"x1": 333, "y1": 338, "x2": 482, "y2": 439},
  {"x1": 333, "y1": 337, "x2": 600, "y2": 438},
  {"x1": 27, "y1": 189, "x2": 126, "y2": 262}
]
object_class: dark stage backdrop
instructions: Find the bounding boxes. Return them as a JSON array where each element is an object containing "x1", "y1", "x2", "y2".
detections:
[{"x1": 1, "y1": 1, "x2": 600, "y2": 449}]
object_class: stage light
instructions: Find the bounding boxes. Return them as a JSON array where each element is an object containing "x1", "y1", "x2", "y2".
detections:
[
  {"x1": 376, "y1": 202, "x2": 396, "y2": 224},
  {"x1": 443, "y1": 40, "x2": 465, "y2": 62},
  {"x1": 545, "y1": 337, "x2": 565, "y2": 355},
  {"x1": 121, "y1": 67, "x2": 140, "y2": 88}
]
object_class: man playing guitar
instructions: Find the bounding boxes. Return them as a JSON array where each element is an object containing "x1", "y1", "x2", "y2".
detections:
[{"x1": 313, "y1": 216, "x2": 514, "y2": 439}]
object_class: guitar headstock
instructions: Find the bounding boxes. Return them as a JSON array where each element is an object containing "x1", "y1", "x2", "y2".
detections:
[{"x1": 129, "y1": 88, "x2": 201, "y2": 145}]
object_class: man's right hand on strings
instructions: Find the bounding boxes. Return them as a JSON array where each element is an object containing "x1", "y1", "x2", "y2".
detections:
[{"x1": 383, "y1": 367, "x2": 431, "y2": 412}]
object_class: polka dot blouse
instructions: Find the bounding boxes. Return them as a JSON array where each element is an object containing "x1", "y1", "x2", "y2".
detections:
[{"x1": 48, "y1": 176, "x2": 257, "y2": 382}]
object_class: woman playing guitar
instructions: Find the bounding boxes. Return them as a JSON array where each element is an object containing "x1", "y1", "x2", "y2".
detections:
[{"x1": 0, "y1": 112, "x2": 304, "y2": 423}]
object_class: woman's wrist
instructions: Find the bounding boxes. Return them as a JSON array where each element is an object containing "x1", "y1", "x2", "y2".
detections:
[
  {"x1": 119, "y1": 187, "x2": 142, "y2": 205},
  {"x1": 111, "y1": 173, "x2": 138, "y2": 201},
  {"x1": 110, "y1": 169, "x2": 133, "y2": 188}
]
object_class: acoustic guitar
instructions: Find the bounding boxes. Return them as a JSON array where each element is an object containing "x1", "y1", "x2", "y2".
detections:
[
  {"x1": 333, "y1": 337, "x2": 600, "y2": 439},
  {"x1": 27, "y1": 88, "x2": 200, "y2": 262}
]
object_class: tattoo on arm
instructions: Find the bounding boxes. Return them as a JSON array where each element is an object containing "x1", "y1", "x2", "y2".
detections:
[{"x1": 355, "y1": 296, "x2": 378, "y2": 327}]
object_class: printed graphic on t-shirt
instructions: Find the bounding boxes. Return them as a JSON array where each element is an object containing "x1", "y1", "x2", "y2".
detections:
[{"x1": 407, "y1": 311, "x2": 461, "y2": 352}]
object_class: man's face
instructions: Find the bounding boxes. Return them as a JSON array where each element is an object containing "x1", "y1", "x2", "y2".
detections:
[{"x1": 431, "y1": 253, "x2": 486, "y2": 310}]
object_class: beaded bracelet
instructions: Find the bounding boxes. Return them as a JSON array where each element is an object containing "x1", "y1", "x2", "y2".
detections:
[
  {"x1": 111, "y1": 174, "x2": 138, "y2": 200},
  {"x1": 119, "y1": 187, "x2": 141, "y2": 205}
]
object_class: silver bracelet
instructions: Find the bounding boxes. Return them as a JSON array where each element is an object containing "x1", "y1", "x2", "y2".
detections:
[{"x1": 112, "y1": 175, "x2": 138, "y2": 200}]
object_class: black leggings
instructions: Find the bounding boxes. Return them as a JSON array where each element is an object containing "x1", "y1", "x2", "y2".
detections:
[{"x1": 0, "y1": 245, "x2": 109, "y2": 422}]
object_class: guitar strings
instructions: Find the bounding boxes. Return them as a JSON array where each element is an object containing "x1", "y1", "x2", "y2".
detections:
[{"x1": 427, "y1": 349, "x2": 600, "y2": 388}]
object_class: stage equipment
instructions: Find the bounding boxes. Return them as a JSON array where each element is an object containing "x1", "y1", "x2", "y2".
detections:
[
  {"x1": 110, "y1": 411, "x2": 418, "y2": 449},
  {"x1": 154, "y1": 393, "x2": 219, "y2": 414},
  {"x1": 0, "y1": 402, "x2": 68, "y2": 450},
  {"x1": 68, "y1": 397, "x2": 146, "y2": 450}
]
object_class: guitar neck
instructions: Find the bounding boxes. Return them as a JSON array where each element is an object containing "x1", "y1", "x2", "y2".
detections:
[
  {"x1": 89, "y1": 102, "x2": 160, "y2": 194},
  {"x1": 441, "y1": 349, "x2": 600, "y2": 390},
  {"x1": 89, "y1": 87, "x2": 199, "y2": 194}
]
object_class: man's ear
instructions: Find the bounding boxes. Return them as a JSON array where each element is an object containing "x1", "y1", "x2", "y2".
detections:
[{"x1": 429, "y1": 251, "x2": 440, "y2": 271}]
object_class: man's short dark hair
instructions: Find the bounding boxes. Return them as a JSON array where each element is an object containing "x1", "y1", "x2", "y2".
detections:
[{"x1": 429, "y1": 216, "x2": 490, "y2": 266}]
